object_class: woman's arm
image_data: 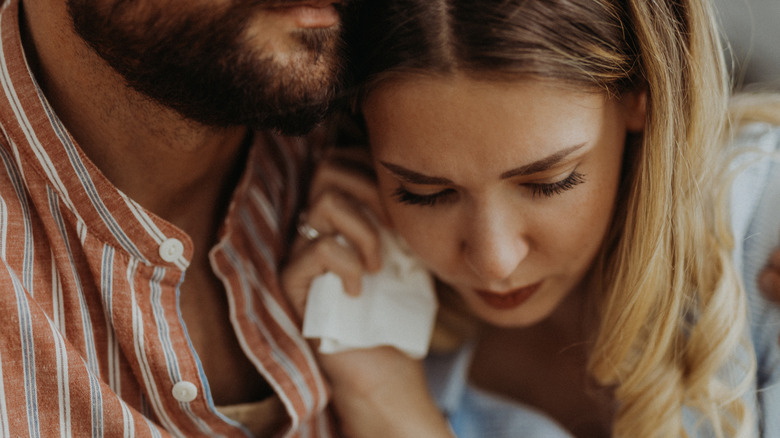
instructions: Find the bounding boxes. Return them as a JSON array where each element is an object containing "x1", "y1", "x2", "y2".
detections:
[
  {"x1": 321, "y1": 348, "x2": 454, "y2": 438},
  {"x1": 281, "y1": 148, "x2": 455, "y2": 437}
]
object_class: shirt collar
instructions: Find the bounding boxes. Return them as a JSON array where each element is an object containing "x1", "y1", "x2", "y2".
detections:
[{"x1": 0, "y1": 0, "x2": 196, "y2": 268}]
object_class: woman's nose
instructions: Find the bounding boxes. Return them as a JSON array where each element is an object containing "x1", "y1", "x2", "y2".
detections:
[{"x1": 463, "y1": 210, "x2": 529, "y2": 282}]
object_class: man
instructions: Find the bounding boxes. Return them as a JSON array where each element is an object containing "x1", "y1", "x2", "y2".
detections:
[{"x1": 0, "y1": 0, "x2": 351, "y2": 435}]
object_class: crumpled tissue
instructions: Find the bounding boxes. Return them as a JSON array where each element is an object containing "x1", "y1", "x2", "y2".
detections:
[{"x1": 302, "y1": 228, "x2": 437, "y2": 359}]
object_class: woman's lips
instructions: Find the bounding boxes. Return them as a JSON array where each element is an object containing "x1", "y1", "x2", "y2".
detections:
[
  {"x1": 475, "y1": 282, "x2": 542, "y2": 310},
  {"x1": 267, "y1": 2, "x2": 341, "y2": 28}
]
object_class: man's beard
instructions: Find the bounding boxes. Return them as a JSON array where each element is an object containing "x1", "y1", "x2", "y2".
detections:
[{"x1": 67, "y1": 1, "x2": 346, "y2": 135}]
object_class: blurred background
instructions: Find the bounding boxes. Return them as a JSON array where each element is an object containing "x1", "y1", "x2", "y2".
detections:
[{"x1": 713, "y1": 0, "x2": 780, "y2": 90}]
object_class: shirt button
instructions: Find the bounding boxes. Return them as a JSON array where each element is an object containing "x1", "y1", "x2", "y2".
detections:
[
  {"x1": 172, "y1": 381, "x2": 198, "y2": 402},
  {"x1": 159, "y1": 238, "x2": 184, "y2": 263}
]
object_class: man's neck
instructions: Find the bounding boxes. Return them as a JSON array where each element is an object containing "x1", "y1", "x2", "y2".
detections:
[{"x1": 20, "y1": 0, "x2": 249, "y2": 229}]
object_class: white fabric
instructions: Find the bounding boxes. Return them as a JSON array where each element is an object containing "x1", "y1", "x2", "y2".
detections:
[{"x1": 302, "y1": 228, "x2": 438, "y2": 359}]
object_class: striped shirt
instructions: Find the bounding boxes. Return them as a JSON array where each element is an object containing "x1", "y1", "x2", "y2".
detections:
[{"x1": 0, "y1": 0, "x2": 333, "y2": 436}]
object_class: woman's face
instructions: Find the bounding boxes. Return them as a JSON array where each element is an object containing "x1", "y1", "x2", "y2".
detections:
[{"x1": 363, "y1": 76, "x2": 645, "y2": 327}]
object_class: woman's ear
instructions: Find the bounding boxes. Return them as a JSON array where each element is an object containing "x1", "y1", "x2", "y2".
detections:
[{"x1": 622, "y1": 89, "x2": 647, "y2": 133}]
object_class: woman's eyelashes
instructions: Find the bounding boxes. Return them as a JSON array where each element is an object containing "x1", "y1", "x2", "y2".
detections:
[
  {"x1": 529, "y1": 170, "x2": 585, "y2": 198},
  {"x1": 393, "y1": 170, "x2": 586, "y2": 206},
  {"x1": 392, "y1": 187, "x2": 456, "y2": 206}
]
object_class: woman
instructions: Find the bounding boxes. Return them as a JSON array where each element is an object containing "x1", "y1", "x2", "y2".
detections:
[{"x1": 282, "y1": 0, "x2": 780, "y2": 436}]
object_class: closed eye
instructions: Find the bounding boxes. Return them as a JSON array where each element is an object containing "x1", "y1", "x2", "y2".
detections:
[
  {"x1": 528, "y1": 171, "x2": 585, "y2": 198},
  {"x1": 391, "y1": 171, "x2": 585, "y2": 206},
  {"x1": 392, "y1": 187, "x2": 457, "y2": 206}
]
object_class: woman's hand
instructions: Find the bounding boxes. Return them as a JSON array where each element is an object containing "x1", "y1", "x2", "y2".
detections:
[
  {"x1": 282, "y1": 147, "x2": 385, "y2": 319},
  {"x1": 280, "y1": 147, "x2": 454, "y2": 437}
]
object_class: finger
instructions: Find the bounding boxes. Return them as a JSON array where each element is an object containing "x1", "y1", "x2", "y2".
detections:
[
  {"x1": 305, "y1": 190, "x2": 383, "y2": 272},
  {"x1": 759, "y1": 267, "x2": 780, "y2": 303},
  {"x1": 310, "y1": 153, "x2": 388, "y2": 226},
  {"x1": 309, "y1": 236, "x2": 368, "y2": 296},
  {"x1": 282, "y1": 236, "x2": 367, "y2": 317},
  {"x1": 312, "y1": 170, "x2": 386, "y2": 225}
]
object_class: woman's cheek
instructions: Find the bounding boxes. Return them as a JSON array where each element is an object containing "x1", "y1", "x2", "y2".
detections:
[{"x1": 393, "y1": 211, "x2": 450, "y2": 271}]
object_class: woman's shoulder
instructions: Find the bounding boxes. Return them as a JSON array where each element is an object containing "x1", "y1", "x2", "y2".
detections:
[
  {"x1": 725, "y1": 118, "x2": 780, "y2": 437},
  {"x1": 729, "y1": 120, "x2": 780, "y2": 153},
  {"x1": 727, "y1": 120, "x2": 780, "y2": 250}
]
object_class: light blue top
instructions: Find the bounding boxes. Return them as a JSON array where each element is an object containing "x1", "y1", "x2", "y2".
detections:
[
  {"x1": 424, "y1": 122, "x2": 780, "y2": 437},
  {"x1": 730, "y1": 122, "x2": 780, "y2": 436}
]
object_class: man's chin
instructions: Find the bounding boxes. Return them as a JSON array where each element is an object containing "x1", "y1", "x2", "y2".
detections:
[
  {"x1": 182, "y1": 90, "x2": 333, "y2": 135},
  {"x1": 68, "y1": 0, "x2": 345, "y2": 137},
  {"x1": 154, "y1": 86, "x2": 336, "y2": 136}
]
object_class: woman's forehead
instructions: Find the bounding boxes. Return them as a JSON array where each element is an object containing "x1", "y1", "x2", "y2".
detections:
[{"x1": 363, "y1": 76, "x2": 611, "y2": 151}]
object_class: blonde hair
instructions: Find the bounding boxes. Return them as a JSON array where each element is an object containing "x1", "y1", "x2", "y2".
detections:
[
  {"x1": 588, "y1": 1, "x2": 754, "y2": 435},
  {"x1": 347, "y1": 0, "x2": 754, "y2": 435},
  {"x1": 728, "y1": 93, "x2": 780, "y2": 127}
]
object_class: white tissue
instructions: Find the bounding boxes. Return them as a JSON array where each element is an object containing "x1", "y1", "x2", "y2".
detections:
[{"x1": 302, "y1": 229, "x2": 437, "y2": 359}]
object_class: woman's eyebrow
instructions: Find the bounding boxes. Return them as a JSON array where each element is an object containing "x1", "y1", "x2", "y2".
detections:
[
  {"x1": 379, "y1": 142, "x2": 587, "y2": 185},
  {"x1": 379, "y1": 162, "x2": 453, "y2": 185},
  {"x1": 499, "y1": 143, "x2": 586, "y2": 179}
]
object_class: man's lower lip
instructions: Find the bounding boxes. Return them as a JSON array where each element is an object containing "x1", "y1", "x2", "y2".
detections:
[
  {"x1": 475, "y1": 282, "x2": 542, "y2": 310},
  {"x1": 268, "y1": 4, "x2": 340, "y2": 28}
]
